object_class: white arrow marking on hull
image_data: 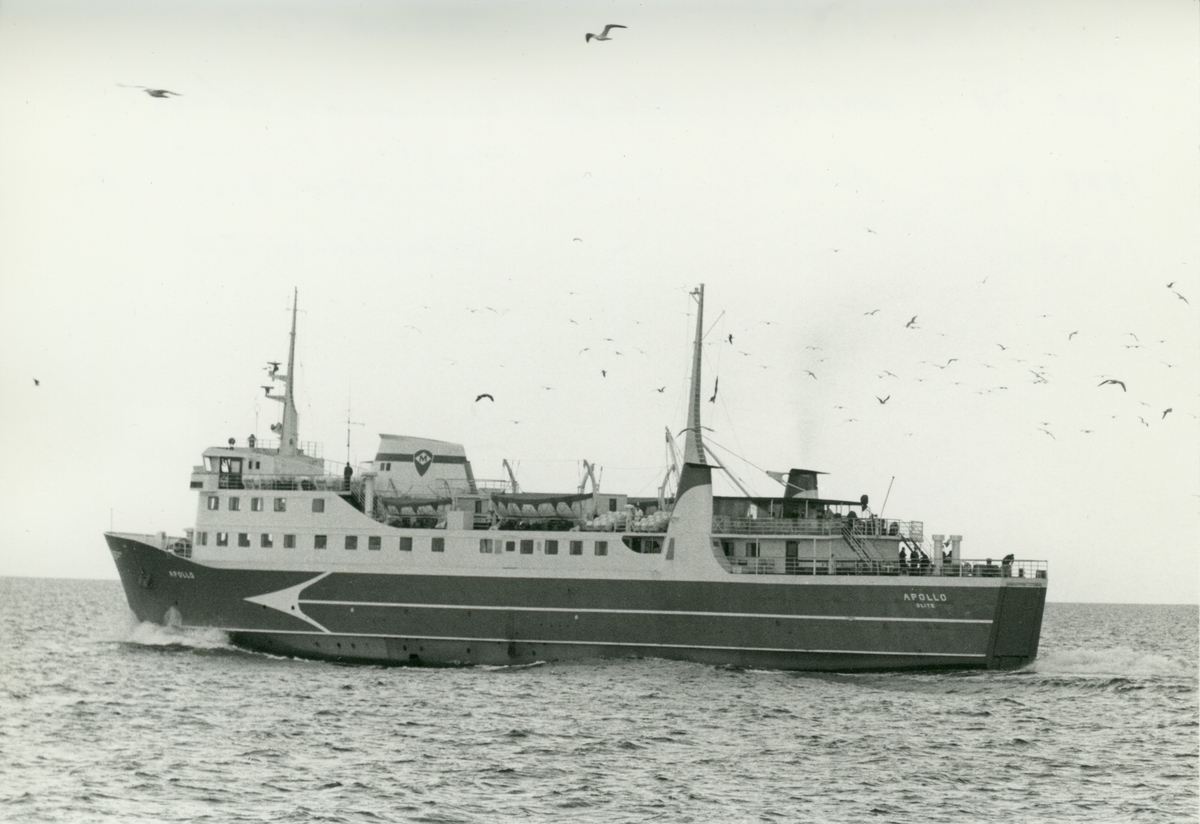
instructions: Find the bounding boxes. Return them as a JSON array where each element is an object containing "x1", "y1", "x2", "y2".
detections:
[{"x1": 244, "y1": 573, "x2": 332, "y2": 633}]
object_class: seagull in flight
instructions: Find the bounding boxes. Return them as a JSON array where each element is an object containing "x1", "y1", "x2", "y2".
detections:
[
  {"x1": 586, "y1": 24, "x2": 626, "y2": 42},
  {"x1": 1162, "y1": 407, "x2": 1173, "y2": 419},
  {"x1": 475, "y1": 393, "x2": 494, "y2": 403},
  {"x1": 120, "y1": 84, "x2": 180, "y2": 98},
  {"x1": 33, "y1": 378, "x2": 39, "y2": 386},
  {"x1": 1098, "y1": 379, "x2": 1126, "y2": 392},
  {"x1": 803, "y1": 370, "x2": 817, "y2": 379},
  {"x1": 876, "y1": 395, "x2": 890, "y2": 404},
  {"x1": 905, "y1": 316, "x2": 918, "y2": 329},
  {"x1": 864, "y1": 309, "x2": 880, "y2": 315}
]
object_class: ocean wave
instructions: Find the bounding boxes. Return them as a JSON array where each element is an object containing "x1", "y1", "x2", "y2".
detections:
[
  {"x1": 123, "y1": 620, "x2": 233, "y2": 650},
  {"x1": 1023, "y1": 648, "x2": 1196, "y2": 679}
]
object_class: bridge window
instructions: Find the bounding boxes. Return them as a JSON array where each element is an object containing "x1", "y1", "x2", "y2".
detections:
[
  {"x1": 312, "y1": 498, "x2": 325, "y2": 513},
  {"x1": 345, "y1": 536, "x2": 358, "y2": 550},
  {"x1": 520, "y1": 540, "x2": 534, "y2": 555},
  {"x1": 274, "y1": 498, "x2": 286, "y2": 512},
  {"x1": 284, "y1": 534, "x2": 295, "y2": 549},
  {"x1": 228, "y1": 497, "x2": 241, "y2": 512},
  {"x1": 197, "y1": 532, "x2": 208, "y2": 545},
  {"x1": 432, "y1": 537, "x2": 445, "y2": 553},
  {"x1": 479, "y1": 539, "x2": 493, "y2": 553},
  {"x1": 594, "y1": 541, "x2": 608, "y2": 556},
  {"x1": 261, "y1": 533, "x2": 273, "y2": 548},
  {"x1": 207, "y1": 496, "x2": 219, "y2": 511},
  {"x1": 251, "y1": 497, "x2": 263, "y2": 512},
  {"x1": 315, "y1": 534, "x2": 327, "y2": 549},
  {"x1": 721, "y1": 540, "x2": 734, "y2": 557},
  {"x1": 368, "y1": 536, "x2": 381, "y2": 550},
  {"x1": 400, "y1": 536, "x2": 412, "y2": 551},
  {"x1": 745, "y1": 541, "x2": 759, "y2": 558},
  {"x1": 238, "y1": 533, "x2": 250, "y2": 547},
  {"x1": 216, "y1": 532, "x2": 228, "y2": 546},
  {"x1": 505, "y1": 541, "x2": 516, "y2": 553},
  {"x1": 570, "y1": 540, "x2": 583, "y2": 556},
  {"x1": 545, "y1": 540, "x2": 558, "y2": 555}
]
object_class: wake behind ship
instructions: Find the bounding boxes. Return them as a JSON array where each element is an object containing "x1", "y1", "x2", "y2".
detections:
[{"x1": 107, "y1": 287, "x2": 1047, "y2": 671}]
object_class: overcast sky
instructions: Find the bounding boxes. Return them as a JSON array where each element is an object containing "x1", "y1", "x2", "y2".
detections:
[{"x1": 1, "y1": 0, "x2": 1197, "y2": 604}]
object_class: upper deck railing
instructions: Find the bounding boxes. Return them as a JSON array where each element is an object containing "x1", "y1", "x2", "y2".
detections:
[
  {"x1": 713, "y1": 516, "x2": 922, "y2": 541},
  {"x1": 721, "y1": 556, "x2": 1048, "y2": 579},
  {"x1": 247, "y1": 439, "x2": 324, "y2": 459}
]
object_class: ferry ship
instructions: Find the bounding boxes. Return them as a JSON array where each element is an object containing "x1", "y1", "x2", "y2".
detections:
[{"x1": 106, "y1": 287, "x2": 1047, "y2": 670}]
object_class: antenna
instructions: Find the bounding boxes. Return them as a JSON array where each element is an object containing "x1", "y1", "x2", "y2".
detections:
[
  {"x1": 879, "y1": 476, "x2": 895, "y2": 518},
  {"x1": 345, "y1": 386, "x2": 364, "y2": 465}
]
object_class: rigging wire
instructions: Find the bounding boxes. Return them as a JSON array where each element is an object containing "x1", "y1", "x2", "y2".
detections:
[{"x1": 704, "y1": 435, "x2": 774, "y2": 496}]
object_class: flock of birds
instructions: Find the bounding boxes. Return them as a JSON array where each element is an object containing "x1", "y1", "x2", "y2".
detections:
[
  {"x1": 446, "y1": 275, "x2": 1193, "y2": 453},
  {"x1": 809, "y1": 280, "x2": 1193, "y2": 441}
]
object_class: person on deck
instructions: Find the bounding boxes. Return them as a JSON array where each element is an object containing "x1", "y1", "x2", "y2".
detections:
[{"x1": 343, "y1": 462, "x2": 353, "y2": 491}]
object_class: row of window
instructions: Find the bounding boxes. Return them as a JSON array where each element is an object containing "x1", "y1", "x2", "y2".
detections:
[
  {"x1": 192, "y1": 532, "x2": 612, "y2": 556},
  {"x1": 206, "y1": 495, "x2": 326, "y2": 513},
  {"x1": 478, "y1": 538, "x2": 607, "y2": 556}
]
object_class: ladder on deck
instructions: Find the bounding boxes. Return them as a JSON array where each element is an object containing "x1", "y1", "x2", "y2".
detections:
[{"x1": 840, "y1": 522, "x2": 872, "y2": 563}]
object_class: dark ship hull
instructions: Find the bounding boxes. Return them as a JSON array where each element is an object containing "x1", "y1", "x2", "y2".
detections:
[{"x1": 108, "y1": 532, "x2": 1045, "y2": 671}]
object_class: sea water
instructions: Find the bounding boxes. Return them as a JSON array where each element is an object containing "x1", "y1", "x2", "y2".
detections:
[{"x1": 1, "y1": 578, "x2": 1196, "y2": 823}]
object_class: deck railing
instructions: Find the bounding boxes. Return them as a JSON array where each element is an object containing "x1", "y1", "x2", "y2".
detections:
[
  {"x1": 713, "y1": 517, "x2": 922, "y2": 540},
  {"x1": 722, "y1": 556, "x2": 1047, "y2": 579}
]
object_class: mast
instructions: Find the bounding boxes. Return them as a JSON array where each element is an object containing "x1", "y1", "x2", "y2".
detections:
[
  {"x1": 268, "y1": 289, "x2": 301, "y2": 457},
  {"x1": 682, "y1": 284, "x2": 708, "y2": 466}
]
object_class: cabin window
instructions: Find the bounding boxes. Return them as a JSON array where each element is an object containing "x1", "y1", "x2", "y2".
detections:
[
  {"x1": 238, "y1": 533, "x2": 250, "y2": 547},
  {"x1": 594, "y1": 541, "x2": 608, "y2": 556},
  {"x1": 474, "y1": 500, "x2": 483, "y2": 514},
  {"x1": 432, "y1": 537, "x2": 445, "y2": 553},
  {"x1": 570, "y1": 540, "x2": 583, "y2": 556},
  {"x1": 400, "y1": 536, "x2": 413, "y2": 552},
  {"x1": 608, "y1": 499, "x2": 617, "y2": 512},
  {"x1": 314, "y1": 534, "x2": 327, "y2": 549},
  {"x1": 545, "y1": 540, "x2": 558, "y2": 555},
  {"x1": 284, "y1": 534, "x2": 295, "y2": 549},
  {"x1": 312, "y1": 498, "x2": 325, "y2": 513},
  {"x1": 622, "y1": 536, "x2": 662, "y2": 554},
  {"x1": 207, "y1": 496, "x2": 219, "y2": 511},
  {"x1": 505, "y1": 541, "x2": 516, "y2": 553},
  {"x1": 228, "y1": 497, "x2": 241, "y2": 512},
  {"x1": 197, "y1": 532, "x2": 208, "y2": 546},
  {"x1": 745, "y1": 541, "x2": 759, "y2": 558},
  {"x1": 368, "y1": 536, "x2": 381, "y2": 551},
  {"x1": 722, "y1": 540, "x2": 735, "y2": 557},
  {"x1": 479, "y1": 538, "x2": 493, "y2": 553},
  {"x1": 345, "y1": 536, "x2": 358, "y2": 550},
  {"x1": 261, "y1": 533, "x2": 273, "y2": 548},
  {"x1": 216, "y1": 532, "x2": 228, "y2": 547},
  {"x1": 520, "y1": 540, "x2": 534, "y2": 555},
  {"x1": 274, "y1": 498, "x2": 286, "y2": 512},
  {"x1": 251, "y1": 497, "x2": 263, "y2": 512}
]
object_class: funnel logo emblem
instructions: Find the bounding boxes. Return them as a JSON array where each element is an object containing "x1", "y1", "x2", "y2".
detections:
[{"x1": 414, "y1": 450, "x2": 433, "y2": 476}]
